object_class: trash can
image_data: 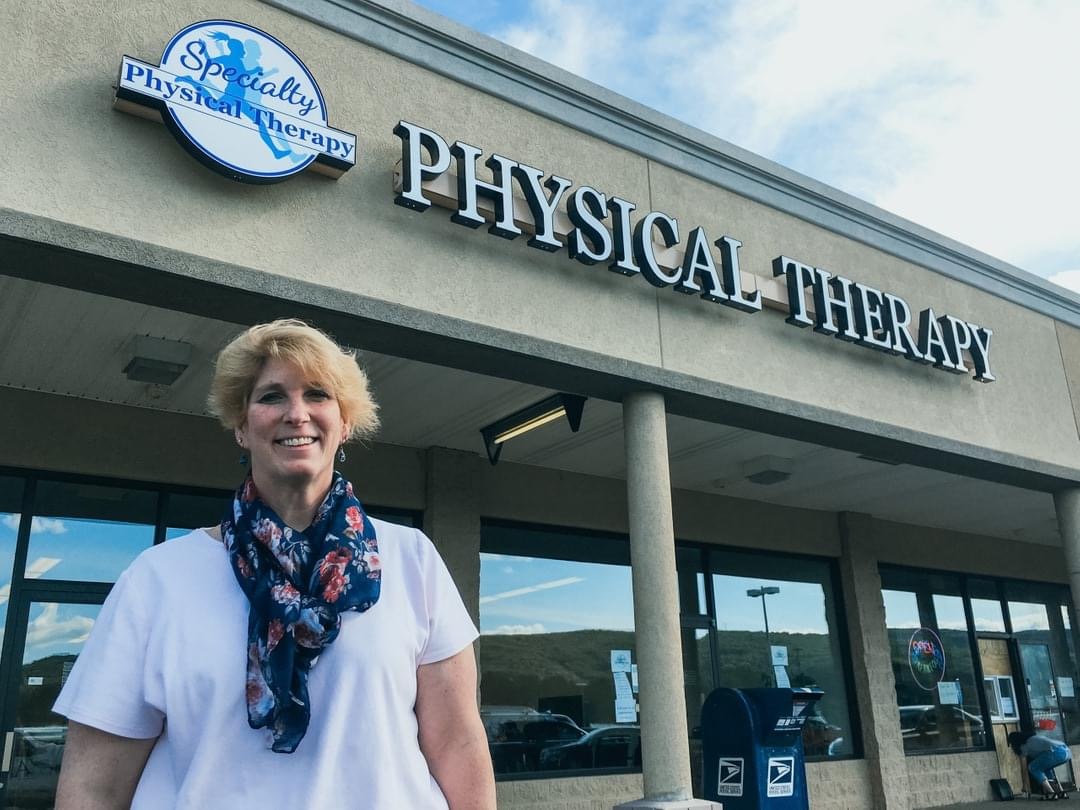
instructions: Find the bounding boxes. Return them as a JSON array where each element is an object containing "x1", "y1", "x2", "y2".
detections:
[{"x1": 701, "y1": 687, "x2": 823, "y2": 808}]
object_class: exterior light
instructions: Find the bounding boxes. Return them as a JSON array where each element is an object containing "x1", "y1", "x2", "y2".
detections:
[
  {"x1": 742, "y1": 455, "x2": 792, "y2": 485},
  {"x1": 122, "y1": 335, "x2": 192, "y2": 385},
  {"x1": 480, "y1": 393, "x2": 586, "y2": 465}
]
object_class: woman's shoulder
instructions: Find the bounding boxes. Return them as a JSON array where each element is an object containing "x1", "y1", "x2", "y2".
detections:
[
  {"x1": 367, "y1": 518, "x2": 433, "y2": 557},
  {"x1": 123, "y1": 528, "x2": 225, "y2": 584}
]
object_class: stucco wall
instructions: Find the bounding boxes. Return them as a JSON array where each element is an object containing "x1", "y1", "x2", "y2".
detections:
[{"x1": 2, "y1": 0, "x2": 1079, "y2": 477}]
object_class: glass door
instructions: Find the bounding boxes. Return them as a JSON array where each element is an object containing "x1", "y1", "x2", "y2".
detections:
[
  {"x1": 0, "y1": 589, "x2": 107, "y2": 810},
  {"x1": 1019, "y1": 641, "x2": 1075, "y2": 786}
]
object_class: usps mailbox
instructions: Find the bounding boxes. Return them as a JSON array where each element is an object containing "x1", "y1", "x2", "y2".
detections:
[{"x1": 701, "y1": 687, "x2": 823, "y2": 808}]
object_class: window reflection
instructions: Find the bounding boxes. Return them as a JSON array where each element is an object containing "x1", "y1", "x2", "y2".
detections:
[
  {"x1": 0, "y1": 476, "x2": 25, "y2": 649},
  {"x1": 709, "y1": 551, "x2": 855, "y2": 760},
  {"x1": 28, "y1": 482, "x2": 155, "y2": 582},
  {"x1": 7, "y1": 601, "x2": 103, "y2": 810},
  {"x1": 478, "y1": 524, "x2": 638, "y2": 778},
  {"x1": 881, "y1": 570, "x2": 986, "y2": 754}
]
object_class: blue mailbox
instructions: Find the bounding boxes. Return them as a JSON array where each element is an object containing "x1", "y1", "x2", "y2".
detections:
[{"x1": 701, "y1": 687, "x2": 823, "y2": 808}]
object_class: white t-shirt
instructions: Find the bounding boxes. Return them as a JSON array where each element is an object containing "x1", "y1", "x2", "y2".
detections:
[{"x1": 54, "y1": 519, "x2": 478, "y2": 810}]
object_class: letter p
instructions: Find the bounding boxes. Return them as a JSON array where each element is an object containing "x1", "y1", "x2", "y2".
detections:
[{"x1": 393, "y1": 121, "x2": 451, "y2": 212}]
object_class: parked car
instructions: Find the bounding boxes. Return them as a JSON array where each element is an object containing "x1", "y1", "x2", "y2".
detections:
[
  {"x1": 539, "y1": 724, "x2": 641, "y2": 771},
  {"x1": 899, "y1": 705, "x2": 986, "y2": 749},
  {"x1": 481, "y1": 707, "x2": 586, "y2": 774},
  {"x1": 802, "y1": 714, "x2": 845, "y2": 757}
]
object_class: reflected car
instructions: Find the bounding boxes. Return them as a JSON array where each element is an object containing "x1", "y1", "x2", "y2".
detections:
[
  {"x1": 5, "y1": 727, "x2": 67, "y2": 808},
  {"x1": 899, "y1": 705, "x2": 986, "y2": 749},
  {"x1": 802, "y1": 715, "x2": 844, "y2": 757},
  {"x1": 481, "y1": 707, "x2": 586, "y2": 773},
  {"x1": 539, "y1": 724, "x2": 641, "y2": 771}
]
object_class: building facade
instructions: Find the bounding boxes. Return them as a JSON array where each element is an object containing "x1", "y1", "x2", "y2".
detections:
[{"x1": 2, "y1": 1, "x2": 1080, "y2": 808}]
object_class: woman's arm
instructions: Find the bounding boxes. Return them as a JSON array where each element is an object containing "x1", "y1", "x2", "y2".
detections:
[
  {"x1": 416, "y1": 645, "x2": 496, "y2": 810},
  {"x1": 55, "y1": 721, "x2": 157, "y2": 810}
]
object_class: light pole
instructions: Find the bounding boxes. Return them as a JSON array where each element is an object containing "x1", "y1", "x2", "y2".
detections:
[{"x1": 746, "y1": 585, "x2": 781, "y2": 641}]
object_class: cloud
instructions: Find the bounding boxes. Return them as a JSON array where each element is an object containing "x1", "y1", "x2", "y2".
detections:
[
  {"x1": 1008, "y1": 608, "x2": 1050, "y2": 633},
  {"x1": 1, "y1": 514, "x2": 68, "y2": 535},
  {"x1": 483, "y1": 623, "x2": 547, "y2": 635},
  {"x1": 24, "y1": 603, "x2": 94, "y2": 650},
  {"x1": 480, "y1": 576, "x2": 586, "y2": 604},
  {"x1": 1048, "y1": 271, "x2": 1080, "y2": 295},
  {"x1": 490, "y1": 0, "x2": 1080, "y2": 278}
]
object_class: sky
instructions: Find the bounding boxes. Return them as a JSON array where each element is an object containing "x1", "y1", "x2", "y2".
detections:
[{"x1": 412, "y1": 0, "x2": 1080, "y2": 296}]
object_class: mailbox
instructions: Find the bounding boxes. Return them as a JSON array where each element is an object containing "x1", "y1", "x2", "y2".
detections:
[{"x1": 701, "y1": 687, "x2": 823, "y2": 808}]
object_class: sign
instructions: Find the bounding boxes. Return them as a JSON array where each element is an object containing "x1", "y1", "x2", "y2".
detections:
[
  {"x1": 908, "y1": 628, "x2": 947, "y2": 690},
  {"x1": 393, "y1": 121, "x2": 996, "y2": 383},
  {"x1": 937, "y1": 680, "x2": 962, "y2": 705},
  {"x1": 716, "y1": 757, "x2": 744, "y2": 797},
  {"x1": 116, "y1": 21, "x2": 355, "y2": 183},
  {"x1": 767, "y1": 756, "x2": 795, "y2": 797},
  {"x1": 771, "y1": 645, "x2": 789, "y2": 666},
  {"x1": 614, "y1": 699, "x2": 638, "y2": 723},
  {"x1": 27, "y1": 676, "x2": 43, "y2": 686},
  {"x1": 1059, "y1": 677, "x2": 1075, "y2": 698},
  {"x1": 610, "y1": 649, "x2": 632, "y2": 673}
]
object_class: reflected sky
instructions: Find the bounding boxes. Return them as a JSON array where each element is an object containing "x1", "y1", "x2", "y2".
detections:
[
  {"x1": 24, "y1": 517, "x2": 152, "y2": 582},
  {"x1": 883, "y1": 589, "x2": 920, "y2": 628},
  {"x1": 479, "y1": 553, "x2": 633, "y2": 634},
  {"x1": 480, "y1": 554, "x2": 833, "y2": 636},
  {"x1": 0, "y1": 511, "x2": 17, "y2": 647},
  {"x1": 713, "y1": 575, "x2": 828, "y2": 635},
  {"x1": 1009, "y1": 601, "x2": 1051, "y2": 632},
  {"x1": 23, "y1": 602, "x2": 100, "y2": 664}
]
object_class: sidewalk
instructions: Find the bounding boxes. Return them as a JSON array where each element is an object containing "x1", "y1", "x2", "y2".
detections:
[{"x1": 935, "y1": 797, "x2": 1072, "y2": 808}]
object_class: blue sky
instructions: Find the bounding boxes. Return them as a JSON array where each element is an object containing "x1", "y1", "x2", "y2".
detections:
[{"x1": 412, "y1": 0, "x2": 1080, "y2": 295}]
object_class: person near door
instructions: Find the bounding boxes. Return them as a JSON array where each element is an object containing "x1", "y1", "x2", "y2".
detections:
[
  {"x1": 49, "y1": 319, "x2": 497, "y2": 809},
  {"x1": 1009, "y1": 731, "x2": 1072, "y2": 800}
]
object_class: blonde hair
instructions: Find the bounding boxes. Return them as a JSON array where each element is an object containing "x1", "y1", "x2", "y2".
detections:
[{"x1": 208, "y1": 319, "x2": 379, "y2": 442}]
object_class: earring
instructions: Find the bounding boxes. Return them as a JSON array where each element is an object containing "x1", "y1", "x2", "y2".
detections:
[{"x1": 338, "y1": 446, "x2": 347, "y2": 463}]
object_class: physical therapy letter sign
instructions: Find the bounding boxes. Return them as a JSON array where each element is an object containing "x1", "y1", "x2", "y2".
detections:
[
  {"x1": 116, "y1": 21, "x2": 355, "y2": 183},
  {"x1": 393, "y1": 121, "x2": 997, "y2": 383}
]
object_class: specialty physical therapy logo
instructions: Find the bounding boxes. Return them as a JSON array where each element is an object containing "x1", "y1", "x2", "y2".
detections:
[
  {"x1": 116, "y1": 20, "x2": 356, "y2": 183},
  {"x1": 908, "y1": 627, "x2": 947, "y2": 690}
]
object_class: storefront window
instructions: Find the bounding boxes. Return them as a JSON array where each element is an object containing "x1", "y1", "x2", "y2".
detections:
[
  {"x1": 479, "y1": 523, "x2": 637, "y2": 778},
  {"x1": 706, "y1": 549, "x2": 857, "y2": 759},
  {"x1": 881, "y1": 568, "x2": 987, "y2": 754},
  {"x1": 968, "y1": 578, "x2": 1006, "y2": 632},
  {"x1": 0, "y1": 476, "x2": 25, "y2": 648},
  {"x1": 27, "y1": 481, "x2": 156, "y2": 582}
]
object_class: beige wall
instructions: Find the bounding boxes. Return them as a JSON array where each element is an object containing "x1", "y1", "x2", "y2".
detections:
[{"x1": 2, "y1": 0, "x2": 1079, "y2": 476}]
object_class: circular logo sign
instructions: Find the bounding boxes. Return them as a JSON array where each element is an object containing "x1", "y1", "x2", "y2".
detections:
[
  {"x1": 117, "y1": 21, "x2": 356, "y2": 183},
  {"x1": 908, "y1": 628, "x2": 946, "y2": 690}
]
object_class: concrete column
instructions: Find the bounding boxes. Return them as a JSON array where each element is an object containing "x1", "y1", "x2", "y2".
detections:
[
  {"x1": 1056, "y1": 489, "x2": 1080, "y2": 635},
  {"x1": 837, "y1": 513, "x2": 909, "y2": 810},
  {"x1": 616, "y1": 392, "x2": 718, "y2": 810},
  {"x1": 423, "y1": 446, "x2": 482, "y2": 624}
]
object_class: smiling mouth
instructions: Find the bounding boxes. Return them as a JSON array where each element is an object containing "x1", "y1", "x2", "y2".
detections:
[{"x1": 277, "y1": 437, "x2": 317, "y2": 447}]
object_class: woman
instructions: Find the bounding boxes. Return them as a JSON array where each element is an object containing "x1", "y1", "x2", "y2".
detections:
[
  {"x1": 1009, "y1": 730, "x2": 1071, "y2": 800},
  {"x1": 53, "y1": 319, "x2": 496, "y2": 809}
]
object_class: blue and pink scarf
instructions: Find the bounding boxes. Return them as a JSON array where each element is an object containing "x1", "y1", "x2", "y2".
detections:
[{"x1": 222, "y1": 472, "x2": 381, "y2": 752}]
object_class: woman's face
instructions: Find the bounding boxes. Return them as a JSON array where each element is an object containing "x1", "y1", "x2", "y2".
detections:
[{"x1": 237, "y1": 358, "x2": 348, "y2": 496}]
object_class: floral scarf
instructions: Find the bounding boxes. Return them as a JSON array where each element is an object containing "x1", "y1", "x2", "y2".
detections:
[{"x1": 222, "y1": 472, "x2": 381, "y2": 753}]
